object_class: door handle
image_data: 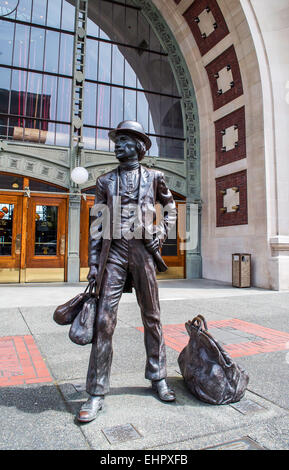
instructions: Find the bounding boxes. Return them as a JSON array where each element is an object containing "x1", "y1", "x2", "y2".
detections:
[
  {"x1": 60, "y1": 234, "x2": 66, "y2": 256},
  {"x1": 15, "y1": 233, "x2": 21, "y2": 255}
]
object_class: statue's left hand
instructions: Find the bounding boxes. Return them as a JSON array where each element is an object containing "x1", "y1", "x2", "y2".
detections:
[{"x1": 144, "y1": 238, "x2": 159, "y2": 254}]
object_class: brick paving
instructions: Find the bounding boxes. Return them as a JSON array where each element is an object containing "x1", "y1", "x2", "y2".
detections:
[{"x1": 0, "y1": 335, "x2": 52, "y2": 387}]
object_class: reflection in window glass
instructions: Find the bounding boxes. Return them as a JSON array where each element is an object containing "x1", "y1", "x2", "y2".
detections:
[
  {"x1": 35, "y1": 205, "x2": 58, "y2": 256},
  {"x1": 0, "y1": 20, "x2": 14, "y2": 66},
  {"x1": 0, "y1": 204, "x2": 14, "y2": 256}
]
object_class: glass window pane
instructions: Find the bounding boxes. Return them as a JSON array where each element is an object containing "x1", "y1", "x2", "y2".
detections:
[
  {"x1": 11, "y1": 69, "x2": 27, "y2": 126},
  {"x1": 46, "y1": 0, "x2": 61, "y2": 29},
  {"x1": 29, "y1": 28, "x2": 45, "y2": 70},
  {"x1": 111, "y1": 45, "x2": 124, "y2": 86},
  {"x1": 111, "y1": 87, "x2": 123, "y2": 128},
  {"x1": 0, "y1": 68, "x2": 11, "y2": 125},
  {"x1": 35, "y1": 205, "x2": 58, "y2": 256},
  {"x1": 124, "y1": 89, "x2": 136, "y2": 121},
  {"x1": 59, "y1": 33, "x2": 73, "y2": 76},
  {"x1": 44, "y1": 30, "x2": 60, "y2": 74},
  {"x1": 83, "y1": 126, "x2": 96, "y2": 150},
  {"x1": 61, "y1": 0, "x2": 75, "y2": 31},
  {"x1": 87, "y1": 18, "x2": 99, "y2": 38},
  {"x1": 96, "y1": 128, "x2": 109, "y2": 152},
  {"x1": 42, "y1": 121, "x2": 55, "y2": 145},
  {"x1": 98, "y1": 42, "x2": 111, "y2": 83},
  {"x1": 0, "y1": 20, "x2": 14, "y2": 66},
  {"x1": 43, "y1": 74, "x2": 58, "y2": 122},
  {"x1": 55, "y1": 123, "x2": 70, "y2": 146},
  {"x1": 16, "y1": 0, "x2": 32, "y2": 22},
  {"x1": 25, "y1": 73, "x2": 43, "y2": 134},
  {"x1": 0, "y1": 203, "x2": 14, "y2": 256},
  {"x1": 32, "y1": 0, "x2": 47, "y2": 26},
  {"x1": 124, "y1": 59, "x2": 136, "y2": 88},
  {"x1": 84, "y1": 82, "x2": 97, "y2": 126},
  {"x1": 85, "y1": 38, "x2": 98, "y2": 80},
  {"x1": 13, "y1": 23, "x2": 30, "y2": 69},
  {"x1": 97, "y1": 84, "x2": 110, "y2": 128},
  {"x1": 57, "y1": 77, "x2": 71, "y2": 122},
  {"x1": 137, "y1": 91, "x2": 149, "y2": 132}
]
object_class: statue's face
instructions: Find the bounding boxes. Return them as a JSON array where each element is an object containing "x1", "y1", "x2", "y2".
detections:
[{"x1": 114, "y1": 134, "x2": 138, "y2": 161}]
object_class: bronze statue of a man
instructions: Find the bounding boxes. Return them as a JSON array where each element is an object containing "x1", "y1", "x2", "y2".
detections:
[{"x1": 77, "y1": 120, "x2": 177, "y2": 423}]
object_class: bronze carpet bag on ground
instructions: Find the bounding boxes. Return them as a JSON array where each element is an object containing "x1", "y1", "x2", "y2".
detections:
[
  {"x1": 69, "y1": 283, "x2": 98, "y2": 346},
  {"x1": 178, "y1": 315, "x2": 249, "y2": 405},
  {"x1": 53, "y1": 283, "x2": 92, "y2": 325}
]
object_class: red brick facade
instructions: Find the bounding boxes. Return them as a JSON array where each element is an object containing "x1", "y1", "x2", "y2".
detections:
[
  {"x1": 214, "y1": 106, "x2": 246, "y2": 167},
  {"x1": 216, "y1": 170, "x2": 248, "y2": 226},
  {"x1": 183, "y1": 0, "x2": 229, "y2": 56},
  {"x1": 205, "y1": 45, "x2": 243, "y2": 110}
]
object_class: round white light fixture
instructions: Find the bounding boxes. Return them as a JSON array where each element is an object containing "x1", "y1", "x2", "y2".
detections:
[{"x1": 71, "y1": 166, "x2": 89, "y2": 185}]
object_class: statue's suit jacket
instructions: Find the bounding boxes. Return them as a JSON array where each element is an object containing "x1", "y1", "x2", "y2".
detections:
[{"x1": 88, "y1": 165, "x2": 176, "y2": 294}]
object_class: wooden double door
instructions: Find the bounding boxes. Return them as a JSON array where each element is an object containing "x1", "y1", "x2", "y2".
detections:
[
  {"x1": 79, "y1": 195, "x2": 185, "y2": 281},
  {"x1": 0, "y1": 192, "x2": 67, "y2": 283}
]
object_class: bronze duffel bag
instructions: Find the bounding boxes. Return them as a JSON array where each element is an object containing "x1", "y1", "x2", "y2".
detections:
[
  {"x1": 178, "y1": 315, "x2": 249, "y2": 405},
  {"x1": 53, "y1": 283, "x2": 92, "y2": 326}
]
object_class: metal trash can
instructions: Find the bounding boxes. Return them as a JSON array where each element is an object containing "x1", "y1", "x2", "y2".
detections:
[{"x1": 232, "y1": 253, "x2": 251, "y2": 288}]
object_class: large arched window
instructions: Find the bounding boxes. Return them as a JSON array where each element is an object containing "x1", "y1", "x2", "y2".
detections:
[
  {"x1": 0, "y1": 0, "x2": 184, "y2": 159},
  {"x1": 84, "y1": 0, "x2": 184, "y2": 159},
  {"x1": 0, "y1": 0, "x2": 75, "y2": 146}
]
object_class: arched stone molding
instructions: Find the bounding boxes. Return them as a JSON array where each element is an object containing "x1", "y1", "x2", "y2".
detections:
[
  {"x1": 0, "y1": 141, "x2": 70, "y2": 188},
  {"x1": 151, "y1": 0, "x2": 277, "y2": 288}
]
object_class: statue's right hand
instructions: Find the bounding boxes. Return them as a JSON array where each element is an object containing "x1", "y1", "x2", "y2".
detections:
[{"x1": 87, "y1": 265, "x2": 98, "y2": 283}]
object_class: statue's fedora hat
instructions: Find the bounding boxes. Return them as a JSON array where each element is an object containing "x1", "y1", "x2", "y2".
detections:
[{"x1": 108, "y1": 120, "x2": 151, "y2": 150}]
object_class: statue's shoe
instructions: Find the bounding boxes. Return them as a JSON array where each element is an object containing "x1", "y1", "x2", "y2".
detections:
[
  {"x1": 77, "y1": 396, "x2": 103, "y2": 423},
  {"x1": 152, "y1": 379, "x2": 176, "y2": 402}
]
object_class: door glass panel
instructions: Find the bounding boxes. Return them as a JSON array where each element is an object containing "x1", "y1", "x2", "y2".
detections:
[
  {"x1": 161, "y1": 220, "x2": 178, "y2": 256},
  {"x1": 35, "y1": 205, "x2": 58, "y2": 255},
  {"x1": 0, "y1": 204, "x2": 14, "y2": 256}
]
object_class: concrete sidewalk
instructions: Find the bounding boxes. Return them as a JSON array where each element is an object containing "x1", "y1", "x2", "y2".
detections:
[{"x1": 0, "y1": 279, "x2": 288, "y2": 450}]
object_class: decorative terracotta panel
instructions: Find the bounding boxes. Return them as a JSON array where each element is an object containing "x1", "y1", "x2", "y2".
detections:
[
  {"x1": 206, "y1": 45, "x2": 243, "y2": 110},
  {"x1": 215, "y1": 106, "x2": 246, "y2": 167},
  {"x1": 183, "y1": 0, "x2": 229, "y2": 56},
  {"x1": 216, "y1": 170, "x2": 247, "y2": 226}
]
